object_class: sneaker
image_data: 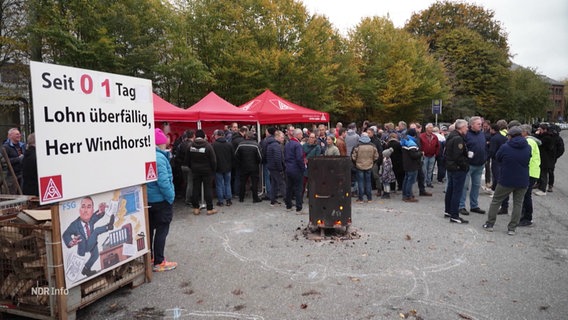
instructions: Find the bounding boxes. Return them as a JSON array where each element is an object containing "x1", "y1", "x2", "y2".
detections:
[
  {"x1": 153, "y1": 260, "x2": 177, "y2": 272},
  {"x1": 497, "y1": 207, "x2": 508, "y2": 215},
  {"x1": 216, "y1": 201, "x2": 224, "y2": 207},
  {"x1": 367, "y1": 199, "x2": 373, "y2": 203},
  {"x1": 444, "y1": 212, "x2": 451, "y2": 218},
  {"x1": 253, "y1": 198, "x2": 263, "y2": 203},
  {"x1": 226, "y1": 200, "x2": 232, "y2": 206},
  {"x1": 381, "y1": 193, "x2": 391, "y2": 199},
  {"x1": 286, "y1": 207, "x2": 293, "y2": 211},
  {"x1": 355, "y1": 199, "x2": 364, "y2": 203},
  {"x1": 403, "y1": 198, "x2": 418, "y2": 203},
  {"x1": 450, "y1": 217, "x2": 468, "y2": 224},
  {"x1": 470, "y1": 207, "x2": 486, "y2": 214},
  {"x1": 533, "y1": 190, "x2": 547, "y2": 196},
  {"x1": 192, "y1": 208, "x2": 200, "y2": 215},
  {"x1": 295, "y1": 209, "x2": 305, "y2": 215},
  {"x1": 518, "y1": 220, "x2": 533, "y2": 227},
  {"x1": 427, "y1": 184, "x2": 434, "y2": 188},
  {"x1": 482, "y1": 223, "x2": 494, "y2": 232},
  {"x1": 507, "y1": 230, "x2": 516, "y2": 236},
  {"x1": 419, "y1": 191, "x2": 432, "y2": 196},
  {"x1": 207, "y1": 209, "x2": 218, "y2": 215},
  {"x1": 459, "y1": 208, "x2": 470, "y2": 216},
  {"x1": 547, "y1": 186, "x2": 553, "y2": 193}
]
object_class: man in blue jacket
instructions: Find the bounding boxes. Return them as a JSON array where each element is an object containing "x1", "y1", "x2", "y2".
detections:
[
  {"x1": 459, "y1": 116, "x2": 487, "y2": 215},
  {"x1": 266, "y1": 130, "x2": 285, "y2": 206},
  {"x1": 483, "y1": 126, "x2": 531, "y2": 235},
  {"x1": 284, "y1": 128, "x2": 305, "y2": 214},
  {"x1": 2, "y1": 128, "x2": 26, "y2": 194}
]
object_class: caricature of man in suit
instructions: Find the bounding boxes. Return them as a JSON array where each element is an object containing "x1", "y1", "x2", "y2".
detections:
[{"x1": 62, "y1": 196, "x2": 114, "y2": 277}]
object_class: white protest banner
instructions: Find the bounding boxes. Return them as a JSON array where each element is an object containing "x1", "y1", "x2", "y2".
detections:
[{"x1": 30, "y1": 62, "x2": 157, "y2": 204}]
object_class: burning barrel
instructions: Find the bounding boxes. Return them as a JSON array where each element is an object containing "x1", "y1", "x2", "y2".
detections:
[{"x1": 307, "y1": 156, "x2": 351, "y2": 230}]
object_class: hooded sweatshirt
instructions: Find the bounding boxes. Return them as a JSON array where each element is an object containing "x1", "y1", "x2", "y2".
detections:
[{"x1": 496, "y1": 136, "x2": 531, "y2": 188}]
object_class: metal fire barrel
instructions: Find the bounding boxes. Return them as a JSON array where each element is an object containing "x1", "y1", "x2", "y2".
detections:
[{"x1": 307, "y1": 156, "x2": 351, "y2": 229}]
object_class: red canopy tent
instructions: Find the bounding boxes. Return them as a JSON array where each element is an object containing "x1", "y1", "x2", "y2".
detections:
[
  {"x1": 185, "y1": 92, "x2": 258, "y2": 138},
  {"x1": 152, "y1": 93, "x2": 198, "y2": 144},
  {"x1": 185, "y1": 91, "x2": 257, "y2": 122},
  {"x1": 153, "y1": 93, "x2": 197, "y2": 122},
  {"x1": 238, "y1": 89, "x2": 329, "y2": 125}
]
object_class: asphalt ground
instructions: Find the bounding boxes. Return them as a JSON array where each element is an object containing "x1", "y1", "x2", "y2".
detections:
[{"x1": 70, "y1": 131, "x2": 568, "y2": 319}]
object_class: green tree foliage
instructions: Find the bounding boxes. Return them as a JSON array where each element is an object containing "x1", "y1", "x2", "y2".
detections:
[
  {"x1": 348, "y1": 17, "x2": 448, "y2": 123},
  {"x1": 152, "y1": 2, "x2": 213, "y2": 106},
  {"x1": 405, "y1": 1, "x2": 511, "y2": 120},
  {"x1": 0, "y1": 0, "x2": 29, "y2": 116},
  {"x1": 405, "y1": 0, "x2": 508, "y2": 53},
  {"x1": 29, "y1": 0, "x2": 169, "y2": 76},
  {"x1": 184, "y1": 0, "x2": 346, "y2": 118},
  {"x1": 1, "y1": 0, "x2": 27, "y2": 66},
  {"x1": 507, "y1": 67, "x2": 552, "y2": 122},
  {"x1": 435, "y1": 27, "x2": 510, "y2": 119},
  {"x1": 187, "y1": 0, "x2": 306, "y2": 104}
]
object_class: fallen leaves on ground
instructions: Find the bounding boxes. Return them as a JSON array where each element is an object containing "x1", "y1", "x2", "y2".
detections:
[
  {"x1": 458, "y1": 313, "x2": 473, "y2": 319},
  {"x1": 301, "y1": 289, "x2": 320, "y2": 296}
]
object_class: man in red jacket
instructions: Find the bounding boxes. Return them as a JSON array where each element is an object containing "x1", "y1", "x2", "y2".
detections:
[{"x1": 419, "y1": 123, "x2": 440, "y2": 188}]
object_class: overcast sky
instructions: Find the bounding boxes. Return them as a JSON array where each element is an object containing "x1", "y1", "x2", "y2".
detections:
[{"x1": 301, "y1": 0, "x2": 568, "y2": 81}]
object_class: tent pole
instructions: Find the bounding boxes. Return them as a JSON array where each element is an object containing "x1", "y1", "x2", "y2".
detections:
[{"x1": 257, "y1": 122, "x2": 265, "y2": 198}]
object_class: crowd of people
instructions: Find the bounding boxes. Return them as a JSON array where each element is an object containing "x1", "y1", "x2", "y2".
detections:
[
  {"x1": 2, "y1": 117, "x2": 564, "y2": 272},
  {"x1": 167, "y1": 118, "x2": 564, "y2": 233}
]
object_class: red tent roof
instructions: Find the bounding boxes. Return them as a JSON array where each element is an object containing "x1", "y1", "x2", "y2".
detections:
[
  {"x1": 186, "y1": 91, "x2": 257, "y2": 122},
  {"x1": 153, "y1": 93, "x2": 197, "y2": 122},
  {"x1": 238, "y1": 89, "x2": 329, "y2": 125}
]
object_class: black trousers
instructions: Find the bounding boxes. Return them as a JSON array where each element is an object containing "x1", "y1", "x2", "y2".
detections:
[
  {"x1": 148, "y1": 200, "x2": 173, "y2": 265},
  {"x1": 240, "y1": 170, "x2": 260, "y2": 201},
  {"x1": 192, "y1": 172, "x2": 214, "y2": 210}
]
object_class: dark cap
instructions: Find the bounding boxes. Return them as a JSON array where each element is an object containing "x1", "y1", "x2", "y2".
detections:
[
  {"x1": 196, "y1": 129, "x2": 206, "y2": 138},
  {"x1": 507, "y1": 126, "x2": 522, "y2": 137}
]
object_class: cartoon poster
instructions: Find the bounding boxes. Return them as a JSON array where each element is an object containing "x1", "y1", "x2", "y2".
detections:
[{"x1": 59, "y1": 185, "x2": 148, "y2": 289}]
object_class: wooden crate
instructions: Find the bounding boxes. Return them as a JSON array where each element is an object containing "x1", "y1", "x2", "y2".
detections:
[{"x1": 0, "y1": 195, "x2": 151, "y2": 320}]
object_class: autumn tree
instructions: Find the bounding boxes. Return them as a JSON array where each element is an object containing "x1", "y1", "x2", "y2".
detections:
[
  {"x1": 435, "y1": 27, "x2": 510, "y2": 119},
  {"x1": 507, "y1": 66, "x2": 553, "y2": 122},
  {"x1": 348, "y1": 17, "x2": 448, "y2": 123},
  {"x1": 27, "y1": 0, "x2": 171, "y2": 76},
  {"x1": 405, "y1": 0, "x2": 508, "y2": 52},
  {"x1": 184, "y1": 0, "x2": 346, "y2": 118},
  {"x1": 0, "y1": 0, "x2": 29, "y2": 123},
  {"x1": 405, "y1": 1, "x2": 511, "y2": 119}
]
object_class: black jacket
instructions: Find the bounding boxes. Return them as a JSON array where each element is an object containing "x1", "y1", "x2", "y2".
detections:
[
  {"x1": 444, "y1": 131, "x2": 469, "y2": 172},
  {"x1": 187, "y1": 138, "x2": 216, "y2": 174},
  {"x1": 212, "y1": 137, "x2": 234, "y2": 173},
  {"x1": 231, "y1": 134, "x2": 245, "y2": 151},
  {"x1": 401, "y1": 143, "x2": 422, "y2": 172},
  {"x1": 22, "y1": 146, "x2": 38, "y2": 196},
  {"x1": 235, "y1": 139, "x2": 262, "y2": 173},
  {"x1": 266, "y1": 138, "x2": 284, "y2": 172}
]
